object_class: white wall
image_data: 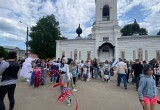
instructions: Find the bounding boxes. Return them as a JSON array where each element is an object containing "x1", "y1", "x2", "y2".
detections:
[
  {"x1": 117, "y1": 36, "x2": 160, "y2": 61},
  {"x1": 56, "y1": 39, "x2": 95, "y2": 61}
]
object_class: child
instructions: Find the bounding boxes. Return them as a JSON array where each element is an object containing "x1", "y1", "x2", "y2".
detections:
[
  {"x1": 71, "y1": 61, "x2": 78, "y2": 92},
  {"x1": 33, "y1": 66, "x2": 41, "y2": 88},
  {"x1": 40, "y1": 68, "x2": 46, "y2": 85},
  {"x1": 52, "y1": 57, "x2": 72, "y2": 106},
  {"x1": 83, "y1": 65, "x2": 88, "y2": 82},
  {"x1": 138, "y1": 64, "x2": 159, "y2": 110},
  {"x1": 103, "y1": 60, "x2": 110, "y2": 82},
  {"x1": 103, "y1": 67, "x2": 109, "y2": 82}
]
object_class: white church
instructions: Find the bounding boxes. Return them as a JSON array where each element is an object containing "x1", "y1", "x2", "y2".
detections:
[{"x1": 56, "y1": 0, "x2": 160, "y2": 62}]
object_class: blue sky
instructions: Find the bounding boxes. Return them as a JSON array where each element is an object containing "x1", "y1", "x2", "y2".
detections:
[{"x1": 0, "y1": 0, "x2": 160, "y2": 50}]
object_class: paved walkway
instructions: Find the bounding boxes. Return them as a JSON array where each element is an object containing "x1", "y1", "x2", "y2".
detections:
[{"x1": 4, "y1": 77, "x2": 160, "y2": 110}]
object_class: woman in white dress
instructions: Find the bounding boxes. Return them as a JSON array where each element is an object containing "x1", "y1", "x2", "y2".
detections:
[{"x1": 20, "y1": 57, "x2": 34, "y2": 82}]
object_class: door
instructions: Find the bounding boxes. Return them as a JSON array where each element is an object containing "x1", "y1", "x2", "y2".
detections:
[{"x1": 100, "y1": 51, "x2": 110, "y2": 62}]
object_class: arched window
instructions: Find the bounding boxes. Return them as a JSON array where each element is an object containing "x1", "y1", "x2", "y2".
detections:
[{"x1": 102, "y1": 5, "x2": 110, "y2": 21}]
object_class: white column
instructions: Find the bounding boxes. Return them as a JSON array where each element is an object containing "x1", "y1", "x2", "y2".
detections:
[
  {"x1": 113, "y1": 27, "x2": 120, "y2": 59},
  {"x1": 94, "y1": 34, "x2": 99, "y2": 58}
]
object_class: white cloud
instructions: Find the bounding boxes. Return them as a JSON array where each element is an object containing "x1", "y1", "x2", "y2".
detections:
[
  {"x1": 0, "y1": 0, "x2": 160, "y2": 48},
  {"x1": 0, "y1": 32, "x2": 25, "y2": 42},
  {"x1": 118, "y1": 0, "x2": 160, "y2": 34}
]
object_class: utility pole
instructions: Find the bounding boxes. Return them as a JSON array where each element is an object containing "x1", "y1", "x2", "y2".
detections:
[
  {"x1": 19, "y1": 21, "x2": 29, "y2": 57},
  {"x1": 26, "y1": 26, "x2": 28, "y2": 57}
]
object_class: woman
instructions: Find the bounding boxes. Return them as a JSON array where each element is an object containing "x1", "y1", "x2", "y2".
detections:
[
  {"x1": 94, "y1": 58, "x2": 98, "y2": 79},
  {"x1": 151, "y1": 59, "x2": 159, "y2": 87},
  {"x1": 87, "y1": 60, "x2": 91, "y2": 81},
  {"x1": 52, "y1": 57, "x2": 72, "y2": 106},
  {"x1": 155, "y1": 63, "x2": 160, "y2": 87}
]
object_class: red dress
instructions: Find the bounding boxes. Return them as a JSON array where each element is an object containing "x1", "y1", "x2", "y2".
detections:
[{"x1": 34, "y1": 69, "x2": 41, "y2": 87}]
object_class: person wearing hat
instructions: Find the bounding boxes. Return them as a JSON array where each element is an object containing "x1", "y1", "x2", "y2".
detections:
[
  {"x1": 138, "y1": 64, "x2": 159, "y2": 110},
  {"x1": 0, "y1": 52, "x2": 20, "y2": 110}
]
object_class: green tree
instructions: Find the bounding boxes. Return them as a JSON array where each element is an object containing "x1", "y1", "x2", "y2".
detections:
[
  {"x1": 139, "y1": 28, "x2": 148, "y2": 35},
  {"x1": 121, "y1": 19, "x2": 148, "y2": 36},
  {"x1": 0, "y1": 46, "x2": 8, "y2": 59},
  {"x1": 121, "y1": 24, "x2": 133, "y2": 36},
  {"x1": 29, "y1": 14, "x2": 64, "y2": 59},
  {"x1": 157, "y1": 30, "x2": 160, "y2": 35}
]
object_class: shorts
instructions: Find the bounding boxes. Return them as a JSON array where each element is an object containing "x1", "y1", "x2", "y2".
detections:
[{"x1": 143, "y1": 97, "x2": 158, "y2": 105}]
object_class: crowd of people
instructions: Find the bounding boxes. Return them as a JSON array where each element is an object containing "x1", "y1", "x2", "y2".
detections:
[{"x1": 0, "y1": 52, "x2": 160, "y2": 110}]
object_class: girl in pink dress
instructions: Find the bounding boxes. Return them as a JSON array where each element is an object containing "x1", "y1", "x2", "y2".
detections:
[{"x1": 33, "y1": 66, "x2": 41, "y2": 88}]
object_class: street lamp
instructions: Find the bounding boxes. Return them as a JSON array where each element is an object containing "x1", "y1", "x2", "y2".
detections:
[{"x1": 19, "y1": 21, "x2": 29, "y2": 57}]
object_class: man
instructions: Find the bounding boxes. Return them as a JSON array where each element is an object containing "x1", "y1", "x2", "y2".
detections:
[
  {"x1": 0, "y1": 52, "x2": 20, "y2": 110},
  {"x1": 132, "y1": 59, "x2": 143, "y2": 91},
  {"x1": 117, "y1": 58, "x2": 128, "y2": 89}
]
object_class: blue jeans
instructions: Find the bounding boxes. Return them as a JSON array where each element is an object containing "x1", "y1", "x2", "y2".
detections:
[
  {"x1": 94, "y1": 67, "x2": 98, "y2": 79},
  {"x1": 117, "y1": 73, "x2": 127, "y2": 88},
  {"x1": 131, "y1": 76, "x2": 135, "y2": 84}
]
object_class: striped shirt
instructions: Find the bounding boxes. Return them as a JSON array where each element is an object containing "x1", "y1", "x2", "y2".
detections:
[{"x1": 1, "y1": 79, "x2": 16, "y2": 86}]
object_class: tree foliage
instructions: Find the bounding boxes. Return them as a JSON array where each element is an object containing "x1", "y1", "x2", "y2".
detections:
[
  {"x1": 0, "y1": 46, "x2": 8, "y2": 59},
  {"x1": 157, "y1": 30, "x2": 160, "y2": 35},
  {"x1": 121, "y1": 20, "x2": 148, "y2": 36},
  {"x1": 29, "y1": 14, "x2": 65, "y2": 59}
]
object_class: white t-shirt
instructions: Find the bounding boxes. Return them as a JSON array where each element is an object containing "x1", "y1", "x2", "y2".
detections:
[
  {"x1": 117, "y1": 61, "x2": 127, "y2": 74},
  {"x1": 53, "y1": 62, "x2": 70, "y2": 80}
]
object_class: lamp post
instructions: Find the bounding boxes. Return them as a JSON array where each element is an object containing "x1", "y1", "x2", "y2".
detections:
[{"x1": 19, "y1": 21, "x2": 29, "y2": 57}]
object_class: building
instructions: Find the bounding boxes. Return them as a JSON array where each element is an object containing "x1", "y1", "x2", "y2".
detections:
[
  {"x1": 56, "y1": 0, "x2": 160, "y2": 62},
  {"x1": 3, "y1": 46, "x2": 26, "y2": 60}
]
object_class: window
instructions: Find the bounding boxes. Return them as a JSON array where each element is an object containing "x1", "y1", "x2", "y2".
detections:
[
  {"x1": 62, "y1": 51, "x2": 65, "y2": 56},
  {"x1": 74, "y1": 49, "x2": 77, "y2": 60},
  {"x1": 121, "y1": 51, "x2": 125, "y2": 60},
  {"x1": 70, "y1": 51, "x2": 72, "y2": 59},
  {"x1": 87, "y1": 51, "x2": 91, "y2": 60},
  {"x1": 138, "y1": 48, "x2": 143, "y2": 61},
  {"x1": 133, "y1": 50, "x2": 136, "y2": 61},
  {"x1": 79, "y1": 51, "x2": 81, "y2": 60},
  {"x1": 103, "y1": 37, "x2": 109, "y2": 41},
  {"x1": 102, "y1": 46, "x2": 109, "y2": 52},
  {"x1": 145, "y1": 50, "x2": 148, "y2": 61},
  {"x1": 102, "y1": 5, "x2": 110, "y2": 21},
  {"x1": 156, "y1": 50, "x2": 160, "y2": 61}
]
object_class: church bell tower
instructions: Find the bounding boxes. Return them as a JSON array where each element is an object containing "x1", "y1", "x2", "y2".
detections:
[
  {"x1": 95, "y1": 0, "x2": 117, "y2": 22},
  {"x1": 93, "y1": 0, "x2": 120, "y2": 60}
]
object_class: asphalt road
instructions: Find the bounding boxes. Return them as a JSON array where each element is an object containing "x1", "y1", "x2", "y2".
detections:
[{"x1": 4, "y1": 77, "x2": 160, "y2": 110}]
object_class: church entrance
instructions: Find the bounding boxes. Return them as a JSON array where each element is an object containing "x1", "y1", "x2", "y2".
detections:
[{"x1": 98, "y1": 42, "x2": 115, "y2": 62}]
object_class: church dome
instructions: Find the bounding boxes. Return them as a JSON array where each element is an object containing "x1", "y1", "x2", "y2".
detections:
[
  {"x1": 76, "y1": 24, "x2": 82, "y2": 37},
  {"x1": 132, "y1": 19, "x2": 140, "y2": 33}
]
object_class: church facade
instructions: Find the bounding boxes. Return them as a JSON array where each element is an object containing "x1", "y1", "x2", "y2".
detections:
[{"x1": 56, "y1": 0, "x2": 160, "y2": 62}]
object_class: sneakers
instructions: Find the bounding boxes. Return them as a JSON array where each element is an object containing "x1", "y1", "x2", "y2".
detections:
[
  {"x1": 73, "y1": 89, "x2": 78, "y2": 92},
  {"x1": 68, "y1": 103, "x2": 71, "y2": 106},
  {"x1": 26, "y1": 79, "x2": 30, "y2": 82},
  {"x1": 67, "y1": 99, "x2": 72, "y2": 106}
]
